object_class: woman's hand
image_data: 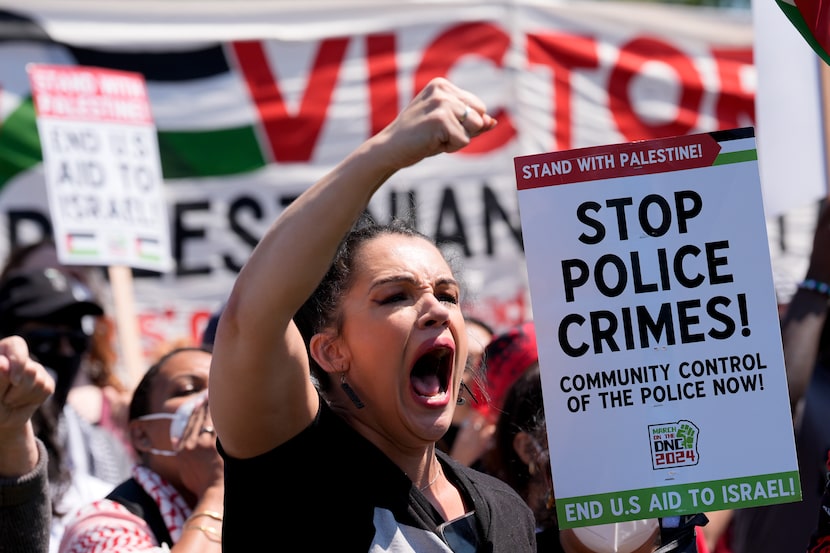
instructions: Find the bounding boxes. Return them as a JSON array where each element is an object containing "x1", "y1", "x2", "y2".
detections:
[
  {"x1": 175, "y1": 397, "x2": 224, "y2": 498},
  {"x1": 371, "y1": 77, "x2": 497, "y2": 173}
]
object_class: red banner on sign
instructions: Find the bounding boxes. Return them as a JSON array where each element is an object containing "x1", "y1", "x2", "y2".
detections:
[
  {"x1": 28, "y1": 65, "x2": 152, "y2": 125},
  {"x1": 515, "y1": 133, "x2": 722, "y2": 190}
]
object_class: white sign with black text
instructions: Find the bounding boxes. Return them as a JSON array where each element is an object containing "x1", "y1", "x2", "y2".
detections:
[
  {"x1": 514, "y1": 129, "x2": 800, "y2": 529},
  {"x1": 28, "y1": 64, "x2": 172, "y2": 272}
]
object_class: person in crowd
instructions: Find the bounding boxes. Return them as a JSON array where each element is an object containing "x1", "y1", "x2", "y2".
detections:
[
  {"x1": 477, "y1": 321, "x2": 538, "y2": 422},
  {"x1": 465, "y1": 318, "x2": 493, "y2": 373},
  {"x1": 438, "y1": 316, "x2": 495, "y2": 467},
  {"x1": 58, "y1": 346, "x2": 224, "y2": 552},
  {"x1": 1, "y1": 239, "x2": 134, "y2": 460},
  {"x1": 65, "y1": 311, "x2": 133, "y2": 460},
  {"x1": 0, "y1": 267, "x2": 134, "y2": 551},
  {"x1": 729, "y1": 197, "x2": 830, "y2": 553},
  {"x1": 441, "y1": 319, "x2": 537, "y2": 472},
  {"x1": 472, "y1": 322, "x2": 555, "y2": 548},
  {"x1": 0, "y1": 335, "x2": 55, "y2": 553},
  {"x1": 474, "y1": 322, "x2": 566, "y2": 551},
  {"x1": 480, "y1": 361, "x2": 562, "y2": 552},
  {"x1": 210, "y1": 77, "x2": 537, "y2": 551}
]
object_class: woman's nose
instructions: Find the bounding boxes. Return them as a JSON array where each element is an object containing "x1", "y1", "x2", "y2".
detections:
[{"x1": 419, "y1": 295, "x2": 451, "y2": 328}]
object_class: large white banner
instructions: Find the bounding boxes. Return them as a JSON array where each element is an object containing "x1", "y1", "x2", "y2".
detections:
[{"x1": 0, "y1": 0, "x2": 791, "y2": 364}]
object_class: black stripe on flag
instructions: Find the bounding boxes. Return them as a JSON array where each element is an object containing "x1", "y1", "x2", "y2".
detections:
[
  {"x1": 0, "y1": 9, "x2": 230, "y2": 82},
  {"x1": 70, "y1": 45, "x2": 230, "y2": 82},
  {"x1": 708, "y1": 127, "x2": 755, "y2": 143},
  {"x1": 0, "y1": 10, "x2": 51, "y2": 42}
]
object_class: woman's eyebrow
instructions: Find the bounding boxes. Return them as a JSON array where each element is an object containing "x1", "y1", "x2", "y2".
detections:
[
  {"x1": 435, "y1": 277, "x2": 460, "y2": 288},
  {"x1": 369, "y1": 275, "x2": 458, "y2": 290},
  {"x1": 369, "y1": 274, "x2": 416, "y2": 289}
]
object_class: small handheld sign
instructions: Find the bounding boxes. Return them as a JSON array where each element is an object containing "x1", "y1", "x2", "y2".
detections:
[
  {"x1": 514, "y1": 128, "x2": 800, "y2": 529},
  {"x1": 27, "y1": 64, "x2": 172, "y2": 272}
]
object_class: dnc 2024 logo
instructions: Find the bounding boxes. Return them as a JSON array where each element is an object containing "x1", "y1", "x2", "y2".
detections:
[{"x1": 648, "y1": 420, "x2": 699, "y2": 470}]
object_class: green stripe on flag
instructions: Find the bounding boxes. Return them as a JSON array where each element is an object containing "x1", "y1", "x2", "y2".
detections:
[
  {"x1": 158, "y1": 126, "x2": 267, "y2": 179},
  {"x1": 0, "y1": 97, "x2": 268, "y2": 186},
  {"x1": 777, "y1": 0, "x2": 830, "y2": 66},
  {"x1": 713, "y1": 149, "x2": 757, "y2": 166},
  {"x1": 0, "y1": 98, "x2": 42, "y2": 190}
]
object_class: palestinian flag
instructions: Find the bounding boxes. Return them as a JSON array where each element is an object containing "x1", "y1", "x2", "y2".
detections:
[
  {"x1": 776, "y1": 0, "x2": 830, "y2": 65},
  {"x1": 65, "y1": 232, "x2": 98, "y2": 256},
  {"x1": 0, "y1": 8, "x2": 278, "y2": 192}
]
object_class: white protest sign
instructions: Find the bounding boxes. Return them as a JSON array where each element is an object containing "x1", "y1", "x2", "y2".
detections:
[
  {"x1": 514, "y1": 128, "x2": 800, "y2": 529},
  {"x1": 27, "y1": 64, "x2": 172, "y2": 272}
]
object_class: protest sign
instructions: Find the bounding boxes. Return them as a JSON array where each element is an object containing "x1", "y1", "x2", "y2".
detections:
[
  {"x1": 27, "y1": 64, "x2": 172, "y2": 272},
  {"x1": 514, "y1": 128, "x2": 801, "y2": 529}
]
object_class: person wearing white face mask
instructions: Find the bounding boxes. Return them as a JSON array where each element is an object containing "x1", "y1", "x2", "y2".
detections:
[{"x1": 58, "y1": 347, "x2": 225, "y2": 553}]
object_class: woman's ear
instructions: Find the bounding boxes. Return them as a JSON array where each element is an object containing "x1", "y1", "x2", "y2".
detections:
[
  {"x1": 512, "y1": 430, "x2": 541, "y2": 467},
  {"x1": 129, "y1": 420, "x2": 153, "y2": 454},
  {"x1": 309, "y1": 330, "x2": 350, "y2": 375}
]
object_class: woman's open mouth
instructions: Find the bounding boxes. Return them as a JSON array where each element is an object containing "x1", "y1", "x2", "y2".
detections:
[{"x1": 410, "y1": 346, "x2": 453, "y2": 400}]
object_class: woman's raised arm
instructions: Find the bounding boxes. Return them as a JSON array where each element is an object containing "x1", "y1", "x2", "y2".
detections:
[{"x1": 209, "y1": 78, "x2": 496, "y2": 458}]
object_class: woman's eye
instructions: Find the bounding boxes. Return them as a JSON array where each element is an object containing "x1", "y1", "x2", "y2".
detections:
[
  {"x1": 172, "y1": 384, "x2": 205, "y2": 398},
  {"x1": 380, "y1": 293, "x2": 407, "y2": 304},
  {"x1": 438, "y1": 293, "x2": 459, "y2": 304}
]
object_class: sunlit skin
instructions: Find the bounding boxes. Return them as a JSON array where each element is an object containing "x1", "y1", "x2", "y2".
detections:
[{"x1": 322, "y1": 234, "x2": 468, "y2": 457}]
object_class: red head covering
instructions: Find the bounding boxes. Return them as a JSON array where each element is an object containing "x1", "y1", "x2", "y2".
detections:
[{"x1": 475, "y1": 321, "x2": 538, "y2": 418}]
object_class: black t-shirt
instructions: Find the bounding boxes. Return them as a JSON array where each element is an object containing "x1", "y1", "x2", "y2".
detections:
[{"x1": 219, "y1": 399, "x2": 536, "y2": 552}]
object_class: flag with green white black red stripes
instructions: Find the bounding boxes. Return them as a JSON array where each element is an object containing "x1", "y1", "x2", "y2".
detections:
[{"x1": 0, "y1": 9, "x2": 268, "y2": 187}]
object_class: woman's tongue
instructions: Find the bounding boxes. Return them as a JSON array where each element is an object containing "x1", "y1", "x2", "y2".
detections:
[{"x1": 412, "y1": 373, "x2": 441, "y2": 397}]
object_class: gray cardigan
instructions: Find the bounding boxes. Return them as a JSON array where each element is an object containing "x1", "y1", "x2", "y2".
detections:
[{"x1": 0, "y1": 439, "x2": 51, "y2": 553}]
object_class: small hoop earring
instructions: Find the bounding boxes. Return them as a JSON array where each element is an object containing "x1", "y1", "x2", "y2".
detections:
[{"x1": 340, "y1": 373, "x2": 365, "y2": 409}]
